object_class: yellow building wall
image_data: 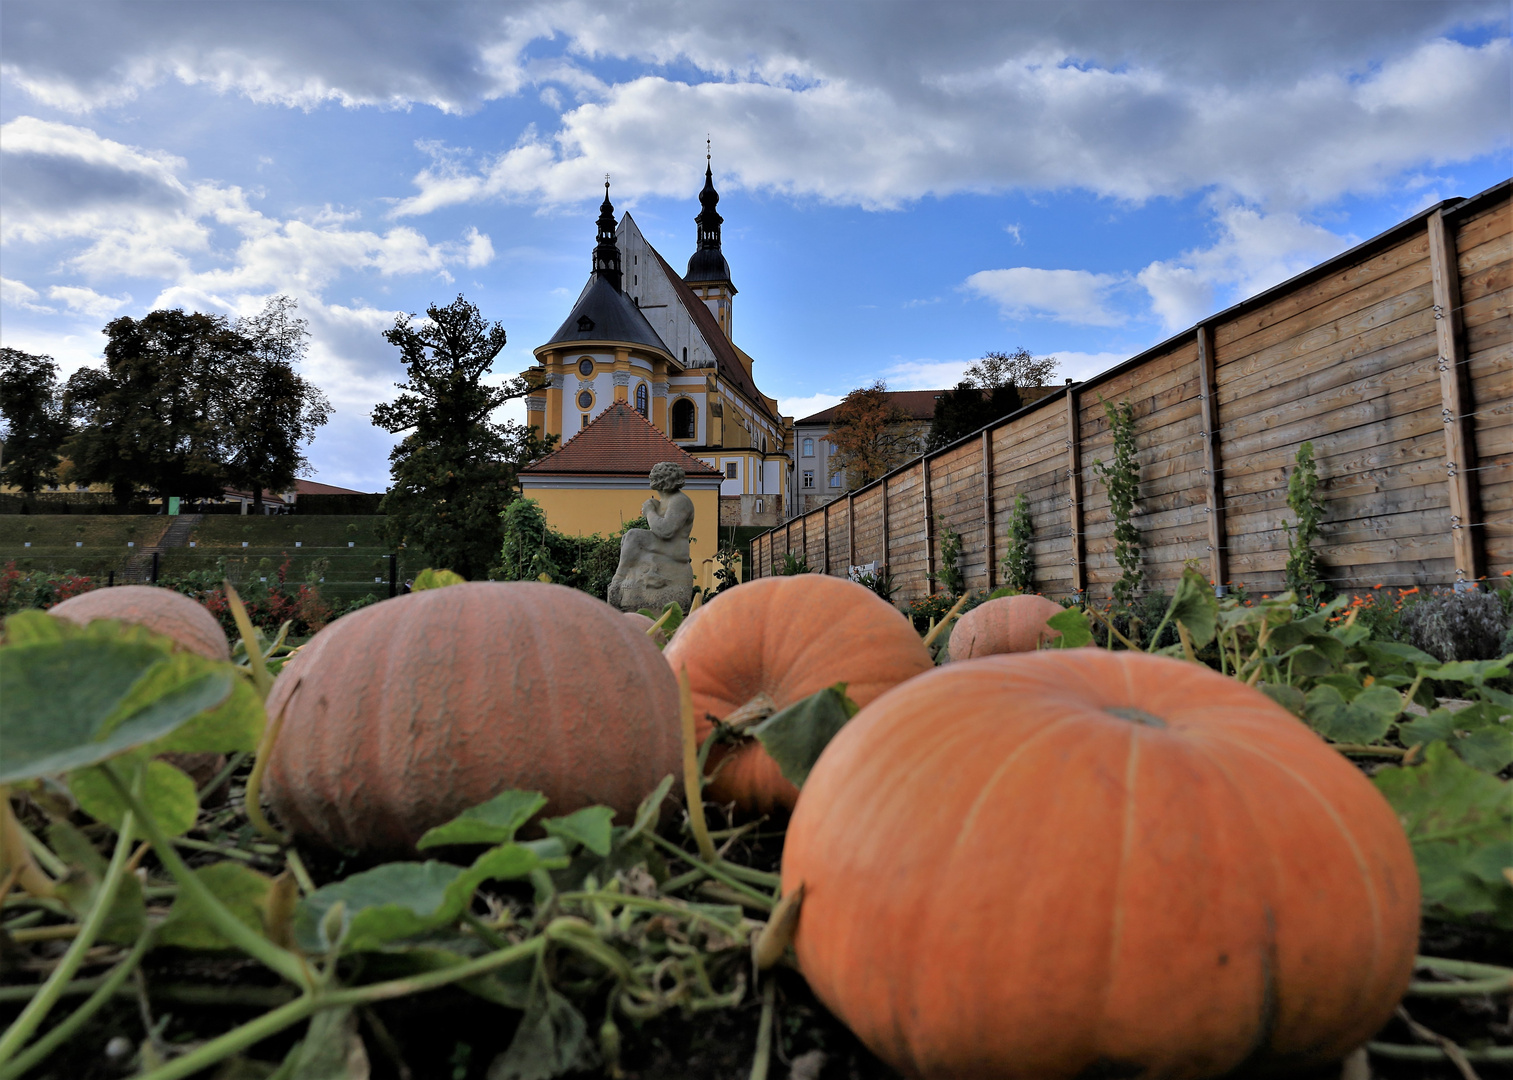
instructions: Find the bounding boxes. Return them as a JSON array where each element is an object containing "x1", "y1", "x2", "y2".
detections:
[{"x1": 526, "y1": 485, "x2": 724, "y2": 595}]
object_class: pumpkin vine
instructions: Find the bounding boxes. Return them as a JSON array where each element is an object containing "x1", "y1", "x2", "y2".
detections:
[{"x1": 1091, "y1": 398, "x2": 1142, "y2": 608}]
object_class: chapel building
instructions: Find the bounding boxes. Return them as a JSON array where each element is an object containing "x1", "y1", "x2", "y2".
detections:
[{"x1": 525, "y1": 162, "x2": 792, "y2": 527}]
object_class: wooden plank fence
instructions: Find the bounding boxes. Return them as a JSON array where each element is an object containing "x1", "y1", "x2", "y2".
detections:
[{"x1": 751, "y1": 181, "x2": 1511, "y2": 603}]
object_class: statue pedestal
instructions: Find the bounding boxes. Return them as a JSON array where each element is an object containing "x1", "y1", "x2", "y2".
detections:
[
  {"x1": 608, "y1": 552, "x2": 693, "y2": 613},
  {"x1": 607, "y1": 463, "x2": 697, "y2": 613}
]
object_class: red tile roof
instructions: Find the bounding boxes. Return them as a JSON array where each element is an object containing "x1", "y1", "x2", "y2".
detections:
[
  {"x1": 293, "y1": 479, "x2": 373, "y2": 496},
  {"x1": 796, "y1": 385, "x2": 1056, "y2": 425},
  {"x1": 519, "y1": 403, "x2": 724, "y2": 478}
]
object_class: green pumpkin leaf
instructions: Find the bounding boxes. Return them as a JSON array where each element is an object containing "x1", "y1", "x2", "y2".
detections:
[
  {"x1": 1374, "y1": 741, "x2": 1513, "y2": 928},
  {"x1": 1045, "y1": 606, "x2": 1093, "y2": 649},
  {"x1": 158, "y1": 862, "x2": 275, "y2": 950},
  {"x1": 1304, "y1": 683, "x2": 1399, "y2": 744},
  {"x1": 1164, "y1": 567, "x2": 1218, "y2": 648},
  {"x1": 48, "y1": 820, "x2": 145, "y2": 945},
  {"x1": 417, "y1": 790, "x2": 548, "y2": 850},
  {"x1": 295, "y1": 842, "x2": 550, "y2": 953},
  {"x1": 750, "y1": 683, "x2": 859, "y2": 789},
  {"x1": 542, "y1": 806, "x2": 616, "y2": 857},
  {"x1": 0, "y1": 636, "x2": 232, "y2": 783},
  {"x1": 152, "y1": 675, "x2": 264, "y2": 756},
  {"x1": 412, "y1": 568, "x2": 467, "y2": 591},
  {"x1": 1453, "y1": 724, "x2": 1513, "y2": 774},
  {"x1": 70, "y1": 758, "x2": 200, "y2": 837},
  {"x1": 1398, "y1": 709, "x2": 1459, "y2": 748},
  {"x1": 1255, "y1": 682, "x2": 1305, "y2": 717},
  {"x1": 488, "y1": 986, "x2": 596, "y2": 1080},
  {"x1": 1359, "y1": 640, "x2": 1440, "y2": 673},
  {"x1": 1424, "y1": 658, "x2": 1512, "y2": 687}
]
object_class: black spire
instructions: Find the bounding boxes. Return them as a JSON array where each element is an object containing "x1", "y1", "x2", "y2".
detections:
[
  {"x1": 685, "y1": 143, "x2": 732, "y2": 284},
  {"x1": 592, "y1": 176, "x2": 622, "y2": 292}
]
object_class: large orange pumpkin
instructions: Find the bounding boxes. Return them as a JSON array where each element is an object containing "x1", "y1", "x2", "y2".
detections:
[
  {"x1": 662, "y1": 576, "x2": 933, "y2": 814},
  {"x1": 51, "y1": 584, "x2": 230, "y2": 661},
  {"x1": 948, "y1": 593, "x2": 1063, "y2": 661},
  {"x1": 782, "y1": 651, "x2": 1419, "y2": 1079},
  {"x1": 263, "y1": 582, "x2": 681, "y2": 854}
]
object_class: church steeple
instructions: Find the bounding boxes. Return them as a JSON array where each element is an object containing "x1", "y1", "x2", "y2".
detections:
[
  {"x1": 685, "y1": 143, "x2": 733, "y2": 287},
  {"x1": 592, "y1": 176, "x2": 622, "y2": 292}
]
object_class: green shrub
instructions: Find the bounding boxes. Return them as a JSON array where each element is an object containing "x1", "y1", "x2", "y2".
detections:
[
  {"x1": 1400, "y1": 587, "x2": 1510, "y2": 662},
  {"x1": 494, "y1": 497, "x2": 644, "y2": 599}
]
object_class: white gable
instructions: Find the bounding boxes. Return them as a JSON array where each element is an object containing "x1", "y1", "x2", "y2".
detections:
[{"x1": 617, "y1": 214, "x2": 717, "y2": 371}]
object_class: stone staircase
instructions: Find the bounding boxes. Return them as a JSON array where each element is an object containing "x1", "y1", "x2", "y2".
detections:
[{"x1": 114, "y1": 513, "x2": 201, "y2": 585}]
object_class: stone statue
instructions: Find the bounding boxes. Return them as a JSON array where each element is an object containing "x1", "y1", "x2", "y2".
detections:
[{"x1": 608, "y1": 462, "x2": 696, "y2": 613}]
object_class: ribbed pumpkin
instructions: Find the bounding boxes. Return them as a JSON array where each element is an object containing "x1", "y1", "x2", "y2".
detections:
[
  {"x1": 263, "y1": 582, "x2": 681, "y2": 854},
  {"x1": 51, "y1": 585, "x2": 230, "y2": 661},
  {"x1": 782, "y1": 651, "x2": 1419, "y2": 1079},
  {"x1": 662, "y1": 576, "x2": 933, "y2": 814},
  {"x1": 948, "y1": 593, "x2": 1063, "y2": 661}
]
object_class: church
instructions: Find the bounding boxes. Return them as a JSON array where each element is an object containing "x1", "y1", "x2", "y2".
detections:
[{"x1": 520, "y1": 160, "x2": 793, "y2": 543}]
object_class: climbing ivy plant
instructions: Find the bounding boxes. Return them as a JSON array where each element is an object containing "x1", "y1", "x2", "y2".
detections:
[
  {"x1": 1001, "y1": 493, "x2": 1034, "y2": 593},
  {"x1": 1091, "y1": 398, "x2": 1142, "y2": 607},
  {"x1": 1284, "y1": 440, "x2": 1327, "y2": 603}
]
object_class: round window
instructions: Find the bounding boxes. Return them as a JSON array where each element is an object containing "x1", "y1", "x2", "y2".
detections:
[
  {"x1": 578, "y1": 358, "x2": 594, "y2": 377},
  {"x1": 577, "y1": 390, "x2": 593, "y2": 410}
]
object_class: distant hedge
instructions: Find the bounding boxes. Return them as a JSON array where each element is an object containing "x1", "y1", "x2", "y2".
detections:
[{"x1": 293, "y1": 493, "x2": 385, "y2": 515}]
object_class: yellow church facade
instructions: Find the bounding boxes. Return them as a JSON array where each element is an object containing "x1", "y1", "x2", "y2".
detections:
[{"x1": 524, "y1": 166, "x2": 792, "y2": 528}]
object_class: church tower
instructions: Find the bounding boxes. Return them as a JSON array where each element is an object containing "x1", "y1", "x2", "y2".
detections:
[{"x1": 683, "y1": 147, "x2": 737, "y2": 341}]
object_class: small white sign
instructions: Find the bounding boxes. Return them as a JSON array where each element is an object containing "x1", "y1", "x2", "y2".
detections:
[
  {"x1": 189, "y1": 542, "x2": 196, "y2": 547},
  {"x1": 128, "y1": 542, "x2": 134, "y2": 547},
  {"x1": 295, "y1": 541, "x2": 302, "y2": 547},
  {"x1": 242, "y1": 541, "x2": 249, "y2": 547},
  {"x1": 348, "y1": 541, "x2": 355, "y2": 547},
  {"x1": 24, "y1": 542, "x2": 30, "y2": 547},
  {"x1": 260, "y1": 577, "x2": 267, "y2": 582},
  {"x1": 76, "y1": 541, "x2": 82, "y2": 547},
  {"x1": 375, "y1": 576, "x2": 382, "y2": 583}
]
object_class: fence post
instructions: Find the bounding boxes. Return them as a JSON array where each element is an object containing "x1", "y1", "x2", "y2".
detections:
[
  {"x1": 923, "y1": 459, "x2": 936, "y2": 591},
  {"x1": 1427, "y1": 209, "x2": 1484, "y2": 586},
  {"x1": 1066, "y1": 386, "x2": 1084, "y2": 597},
  {"x1": 982, "y1": 429, "x2": 995, "y2": 589},
  {"x1": 107, "y1": 570, "x2": 115, "y2": 588},
  {"x1": 822, "y1": 502, "x2": 830, "y2": 575},
  {"x1": 881, "y1": 477, "x2": 890, "y2": 575},
  {"x1": 388, "y1": 553, "x2": 398, "y2": 598},
  {"x1": 847, "y1": 492, "x2": 856, "y2": 571},
  {"x1": 801, "y1": 512, "x2": 808, "y2": 569},
  {"x1": 1196, "y1": 325, "x2": 1228, "y2": 594}
]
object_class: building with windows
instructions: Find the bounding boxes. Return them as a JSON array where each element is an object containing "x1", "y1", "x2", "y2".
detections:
[
  {"x1": 524, "y1": 162, "x2": 792, "y2": 535},
  {"x1": 790, "y1": 390, "x2": 942, "y2": 515}
]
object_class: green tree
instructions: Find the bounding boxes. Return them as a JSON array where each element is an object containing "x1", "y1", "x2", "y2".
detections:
[
  {"x1": 224, "y1": 296, "x2": 332, "y2": 510},
  {"x1": 63, "y1": 309, "x2": 241, "y2": 505},
  {"x1": 964, "y1": 347, "x2": 1057, "y2": 390},
  {"x1": 926, "y1": 381, "x2": 1021, "y2": 451},
  {"x1": 372, "y1": 295, "x2": 549, "y2": 580},
  {"x1": 0, "y1": 348, "x2": 70, "y2": 495}
]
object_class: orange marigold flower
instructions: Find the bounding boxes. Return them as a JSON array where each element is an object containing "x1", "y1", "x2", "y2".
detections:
[
  {"x1": 1400, "y1": 587, "x2": 1419, "y2": 596},
  {"x1": 1373, "y1": 583, "x2": 1383, "y2": 589}
]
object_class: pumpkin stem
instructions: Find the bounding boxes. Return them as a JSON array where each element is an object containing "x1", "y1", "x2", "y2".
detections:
[
  {"x1": 679, "y1": 666, "x2": 719, "y2": 864},
  {"x1": 1104, "y1": 706, "x2": 1167, "y2": 728},
  {"x1": 724, "y1": 692, "x2": 778, "y2": 732}
]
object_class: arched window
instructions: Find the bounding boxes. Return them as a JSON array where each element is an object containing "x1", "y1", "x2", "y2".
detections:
[
  {"x1": 635, "y1": 383, "x2": 648, "y2": 417},
  {"x1": 671, "y1": 398, "x2": 696, "y2": 440}
]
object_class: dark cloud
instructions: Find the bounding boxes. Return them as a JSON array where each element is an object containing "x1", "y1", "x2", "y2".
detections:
[{"x1": 0, "y1": 150, "x2": 185, "y2": 215}]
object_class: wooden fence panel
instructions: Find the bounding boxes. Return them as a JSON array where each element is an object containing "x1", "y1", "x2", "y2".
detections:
[{"x1": 748, "y1": 184, "x2": 1510, "y2": 601}]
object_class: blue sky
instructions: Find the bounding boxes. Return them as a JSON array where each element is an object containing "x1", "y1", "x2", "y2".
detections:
[{"x1": 2, "y1": 1, "x2": 1508, "y2": 492}]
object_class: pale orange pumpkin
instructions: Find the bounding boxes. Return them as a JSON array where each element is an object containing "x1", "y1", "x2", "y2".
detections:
[
  {"x1": 263, "y1": 582, "x2": 681, "y2": 854},
  {"x1": 51, "y1": 584, "x2": 230, "y2": 661},
  {"x1": 662, "y1": 576, "x2": 933, "y2": 814},
  {"x1": 948, "y1": 593, "x2": 1063, "y2": 661},
  {"x1": 782, "y1": 650, "x2": 1420, "y2": 1079}
]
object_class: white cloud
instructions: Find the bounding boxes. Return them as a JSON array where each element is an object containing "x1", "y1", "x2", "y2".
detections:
[
  {"x1": 1137, "y1": 206, "x2": 1353, "y2": 331},
  {"x1": 778, "y1": 392, "x2": 843, "y2": 420},
  {"x1": 2, "y1": 277, "x2": 51, "y2": 313},
  {"x1": 964, "y1": 268, "x2": 1126, "y2": 326},
  {"x1": 47, "y1": 285, "x2": 132, "y2": 318},
  {"x1": 4, "y1": 5, "x2": 1505, "y2": 215}
]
